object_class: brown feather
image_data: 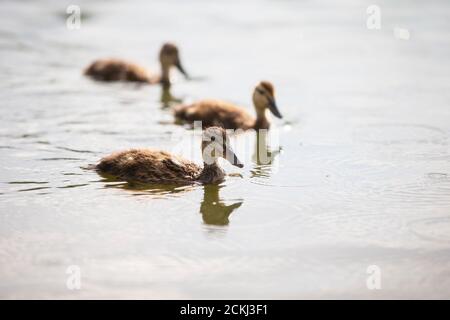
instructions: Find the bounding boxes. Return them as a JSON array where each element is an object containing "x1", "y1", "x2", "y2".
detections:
[
  {"x1": 260, "y1": 81, "x2": 274, "y2": 96},
  {"x1": 174, "y1": 100, "x2": 255, "y2": 130},
  {"x1": 96, "y1": 127, "x2": 240, "y2": 185},
  {"x1": 96, "y1": 149, "x2": 201, "y2": 184},
  {"x1": 84, "y1": 59, "x2": 154, "y2": 83}
]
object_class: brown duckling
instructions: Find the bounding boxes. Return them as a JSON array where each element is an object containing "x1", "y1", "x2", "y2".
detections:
[
  {"x1": 96, "y1": 127, "x2": 243, "y2": 185},
  {"x1": 84, "y1": 43, "x2": 188, "y2": 86},
  {"x1": 174, "y1": 81, "x2": 282, "y2": 130}
]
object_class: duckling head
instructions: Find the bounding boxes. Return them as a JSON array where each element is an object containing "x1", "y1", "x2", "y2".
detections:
[
  {"x1": 201, "y1": 127, "x2": 243, "y2": 168},
  {"x1": 159, "y1": 42, "x2": 189, "y2": 80},
  {"x1": 252, "y1": 81, "x2": 282, "y2": 119}
]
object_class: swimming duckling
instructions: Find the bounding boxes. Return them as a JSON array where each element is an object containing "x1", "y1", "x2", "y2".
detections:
[
  {"x1": 96, "y1": 127, "x2": 243, "y2": 185},
  {"x1": 174, "y1": 81, "x2": 282, "y2": 130},
  {"x1": 84, "y1": 43, "x2": 188, "y2": 86}
]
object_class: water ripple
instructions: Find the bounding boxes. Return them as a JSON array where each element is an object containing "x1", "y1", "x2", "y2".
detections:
[
  {"x1": 353, "y1": 123, "x2": 448, "y2": 145},
  {"x1": 408, "y1": 216, "x2": 450, "y2": 243}
]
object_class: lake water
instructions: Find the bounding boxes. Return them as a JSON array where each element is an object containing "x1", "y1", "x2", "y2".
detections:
[{"x1": 1, "y1": 0, "x2": 450, "y2": 299}]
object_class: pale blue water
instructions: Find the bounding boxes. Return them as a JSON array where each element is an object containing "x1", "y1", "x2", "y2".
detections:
[{"x1": 1, "y1": 0, "x2": 450, "y2": 298}]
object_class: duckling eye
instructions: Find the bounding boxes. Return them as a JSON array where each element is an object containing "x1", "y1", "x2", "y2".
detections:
[{"x1": 257, "y1": 89, "x2": 265, "y2": 95}]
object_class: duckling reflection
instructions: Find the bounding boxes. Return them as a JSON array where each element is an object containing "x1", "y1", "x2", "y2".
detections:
[
  {"x1": 96, "y1": 172, "x2": 195, "y2": 196},
  {"x1": 160, "y1": 86, "x2": 183, "y2": 109},
  {"x1": 200, "y1": 185, "x2": 243, "y2": 226},
  {"x1": 251, "y1": 129, "x2": 281, "y2": 178}
]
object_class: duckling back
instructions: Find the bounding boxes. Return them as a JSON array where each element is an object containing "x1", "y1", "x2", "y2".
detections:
[
  {"x1": 97, "y1": 149, "x2": 201, "y2": 184},
  {"x1": 85, "y1": 59, "x2": 152, "y2": 83},
  {"x1": 174, "y1": 100, "x2": 254, "y2": 129}
]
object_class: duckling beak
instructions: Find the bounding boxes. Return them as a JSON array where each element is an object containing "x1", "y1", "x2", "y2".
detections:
[
  {"x1": 268, "y1": 97, "x2": 282, "y2": 119},
  {"x1": 225, "y1": 147, "x2": 244, "y2": 168},
  {"x1": 175, "y1": 59, "x2": 189, "y2": 79}
]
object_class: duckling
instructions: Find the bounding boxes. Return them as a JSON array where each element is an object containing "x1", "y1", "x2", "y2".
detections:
[
  {"x1": 84, "y1": 43, "x2": 188, "y2": 86},
  {"x1": 96, "y1": 127, "x2": 243, "y2": 185},
  {"x1": 174, "y1": 81, "x2": 282, "y2": 130}
]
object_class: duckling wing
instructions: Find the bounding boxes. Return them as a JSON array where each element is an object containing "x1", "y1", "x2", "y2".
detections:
[
  {"x1": 174, "y1": 100, "x2": 254, "y2": 129},
  {"x1": 85, "y1": 59, "x2": 152, "y2": 83},
  {"x1": 96, "y1": 149, "x2": 201, "y2": 184}
]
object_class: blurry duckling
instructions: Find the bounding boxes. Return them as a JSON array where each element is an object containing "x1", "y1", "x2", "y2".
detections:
[
  {"x1": 84, "y1": 43, "x2": 189, "y2": 87},
  {"x1": 96, "y1": 127, "x2": 243, "y2": 185},
  {"x1": 174, "y1": 81, "x2": 282, "y2": 130}
]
